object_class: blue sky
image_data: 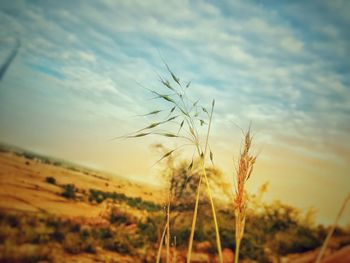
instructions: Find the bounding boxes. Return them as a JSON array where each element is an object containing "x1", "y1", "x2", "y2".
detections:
[{"x1": 0, "y1": 0, "x2": 349, "y2": 225}]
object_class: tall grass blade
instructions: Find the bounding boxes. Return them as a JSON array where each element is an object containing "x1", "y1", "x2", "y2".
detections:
[
  {"x1": 315, "y1": 193, "x2": 350, "y2": 263},
  {"x1": 187, "y1": 99, "x2": 223, "y2": 263},
  {"x1": 154, "y1": 149, "x2": 176, "y2": 165},
  {"x1": 138, "y1": 110, "x2": 162, "y2": 116},
  {"x1": 210, "y1": 147, "x2": 214, "y2": 166},
  {"x1": 155, "y1": 133, "x2": 178, "y2": 138},
  {"x1": 177, "y1": 120, "x2": 185, "y2": 134},
  {"x1": 126, "y1": 132, "x2": 152, "y2": 138},
  {"x1": 156, "y1": 222, "x2": 167, "y2": 263},
  {"x1": 187, "y1": 175, "x2": 202, "y2": 263},
  {"x1": 164, "y1": 63, "x2": 180, "y2": 85}
]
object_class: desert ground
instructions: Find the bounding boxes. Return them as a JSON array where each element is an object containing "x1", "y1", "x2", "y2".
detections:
[{"x1": 0, "y1": 148, "x2": 349, "y2": 262}]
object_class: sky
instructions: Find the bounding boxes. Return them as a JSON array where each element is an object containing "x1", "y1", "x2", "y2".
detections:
[{"x1": 0, "y1": 0, "x2": 349, "y2": 226}]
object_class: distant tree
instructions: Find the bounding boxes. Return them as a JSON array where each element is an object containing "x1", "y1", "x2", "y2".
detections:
[
  {"x1": 62, "y1": 184, "x2": 76, "y2": 199},
  {"x1": 46, "y1": 176, "x2": 56, "y2": 185},
  {"x1": 153, "y1": 144, "x2": 231, "y2": 212}
]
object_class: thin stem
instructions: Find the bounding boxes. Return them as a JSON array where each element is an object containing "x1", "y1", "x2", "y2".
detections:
[
  {"x1": 156, "y1": 221, "x2": 167, "y2": 263},
  {"x1": 178, "y1": 93, "x2": 201, "y2": 149},
  {"x1": 173, "y1": 236, "x2": 177, "y2": 263},
  {"x1": 186, "y1": 174, "x2": 202, "y2": 263},
  {"x1": 202, "y1": 101, "x2": 223, "y2": 262},
  {"x1": 166, "y1": 195, "x2": 171, "y2": 263},
  {"x1": 187, "y1": 101, "x2": 223, "y2": 263},
  {"x1": 203, "y1": 101, "x2": 214, "y2": 157},
  {"x1": 315, "y1": 193, "x2": 350, "y2": 263},
  {"x1": 234, "y1": 239, "x2": 240, "y2": 263},
  {"x1": 201, "y1": 160, "x2": 223, "y2": 263}
]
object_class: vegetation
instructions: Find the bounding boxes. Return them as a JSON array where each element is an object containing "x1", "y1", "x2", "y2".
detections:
[
  {"x1": 61, "y1": 184, "x2": 76, "y2": 199},
  {"x1": 88, "y1": 189, "x2": 161, "y2": 212},
  {"x1": 1, "y1": 186, "x2": 349, "y2": 262},
  {"x1": 0, "y1": 209, "x2": 153, "y2": 261},
  {"x1": 1, "y1": 152, "x2": 350, "y2": 261},
  {"x1": 316, "y1": 193, "x2": 350, "y2": 263},
  {"x1": 46, "y1": 176, "x2": 56, "y2": 185},
  {"x1": 0, "y1": 134, "x2": 345, "y2": 260},
  {"x1": 113, "y1": 65, "x2": 350, "y2": 262},
  {"x1": 51, "y1": 177, "x2": 161, "y2": 212},
  {"x1": 117, "y1": 63, "x2": 224, "y2": 262},
  {"x1": 233, "y1": 129, "x2": 256, "y2": 263}
]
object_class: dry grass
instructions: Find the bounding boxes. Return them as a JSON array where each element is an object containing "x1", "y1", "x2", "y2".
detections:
[
  {"x1": 233, "y1": 128, "x2": 257, "y2": 263},
  {"x1": 315, "y1": 192, "x2": 350, "y2": 263}
]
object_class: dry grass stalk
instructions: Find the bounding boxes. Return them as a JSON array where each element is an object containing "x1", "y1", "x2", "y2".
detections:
[
  {"x1": 156, "y1": 192, "x2": 172, "y2": 263},
  {"x1": 156, "y1": 219, "x2": 167, "y2": 263},
  {"x1": 233, "y1": 129, "x2": 256, "y2": 263},
  {"x1": 166, "y1": 193, "x2": 171, "y2": 263},
  {"x1": 173, "y1": 236, "x2": 177, "y2": 263},
  {"x1": 315, "y1": 192, "x2": 350, "y2": 263},
  {"x1": 186, "y1": 99, "x2": 223, "y2": 263}
]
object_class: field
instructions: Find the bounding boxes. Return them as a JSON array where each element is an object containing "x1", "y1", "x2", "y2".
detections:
[{"x1": 0, "y1": 145, "x2": 349, "y2": 262}]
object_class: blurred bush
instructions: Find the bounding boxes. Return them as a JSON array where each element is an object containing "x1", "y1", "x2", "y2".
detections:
[
  {"x1": 61, "y1": 184, "x2": 76, "y2": 199},
  {"x1": 45, "y1": 176, "x2": 56, "y2": 185}
]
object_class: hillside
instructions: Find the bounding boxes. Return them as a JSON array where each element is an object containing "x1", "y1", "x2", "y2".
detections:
[
  {"x1": 0, "y1": 146, "x2": 349, "y2": 262},
  {"x1": 0, "y1": 147, "x2": 165, "y2": 262}
]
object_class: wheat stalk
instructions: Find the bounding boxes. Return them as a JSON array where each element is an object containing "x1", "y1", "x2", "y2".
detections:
[{"x1": 233, "y1": 128, "x2": 256, "y2": 263}]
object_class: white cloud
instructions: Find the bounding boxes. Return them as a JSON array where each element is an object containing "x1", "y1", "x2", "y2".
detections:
[
  {"x1": 78, "y1": 52, "x2": 96, "y2": 63},
  {"x1": 280, "y1": 36, "x2": 304, "y2": 53}
]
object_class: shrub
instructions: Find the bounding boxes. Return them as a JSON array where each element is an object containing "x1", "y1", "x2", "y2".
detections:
[
  {"x1": 0, "y1": 224, "x2": 17, "y2": 243},
  {"x1": 61, "y1": 184, "x2": 76, "y2": 199},
  {"x1": 0, "y1": 241, "x2": 51, "y2": 263},
  {"x1": 88, "y1": 188, "x2": 161, "y2": 211},
  {"x1": 240, "y1": 233, "x2": 268, "y2": 262},
  {"x1": 268, "y1": 227, "x2": 321, "y2": 255},
  {"x1": 102, "y1": 235, "x2": 133, "y2": 254},
  {"x1": 22, "y1": 225, "x2": 40, "y2": 243},
  {"x1": 99, "y1": 228, "x2": 113, "y2": 239},
  {"x1": 45, "y1": 176, "x2": 56, "y2": 185},
  {"x1": 137, "y1": 218, "x2": 158, "y2": 243},
  {"x1": 110, "y1": 208, "x2": 134, "y2": 225},
  {"x1": 63, "y1": 233, "x2": 82, "y2": 254},
  {"x1": 82, "y1": 237, "x2": 98, "y2": 254}
]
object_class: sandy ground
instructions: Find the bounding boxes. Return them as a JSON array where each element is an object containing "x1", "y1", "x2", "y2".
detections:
[
  {"x1": 0, "y1": 151, "x2": 349, "y2": 263},
  {"x1": 0, "y1": 151, "x2": 163, "y2": 262},
  {"x1": 0, "y1": 151, "x2": 162, "y2": 218}
]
